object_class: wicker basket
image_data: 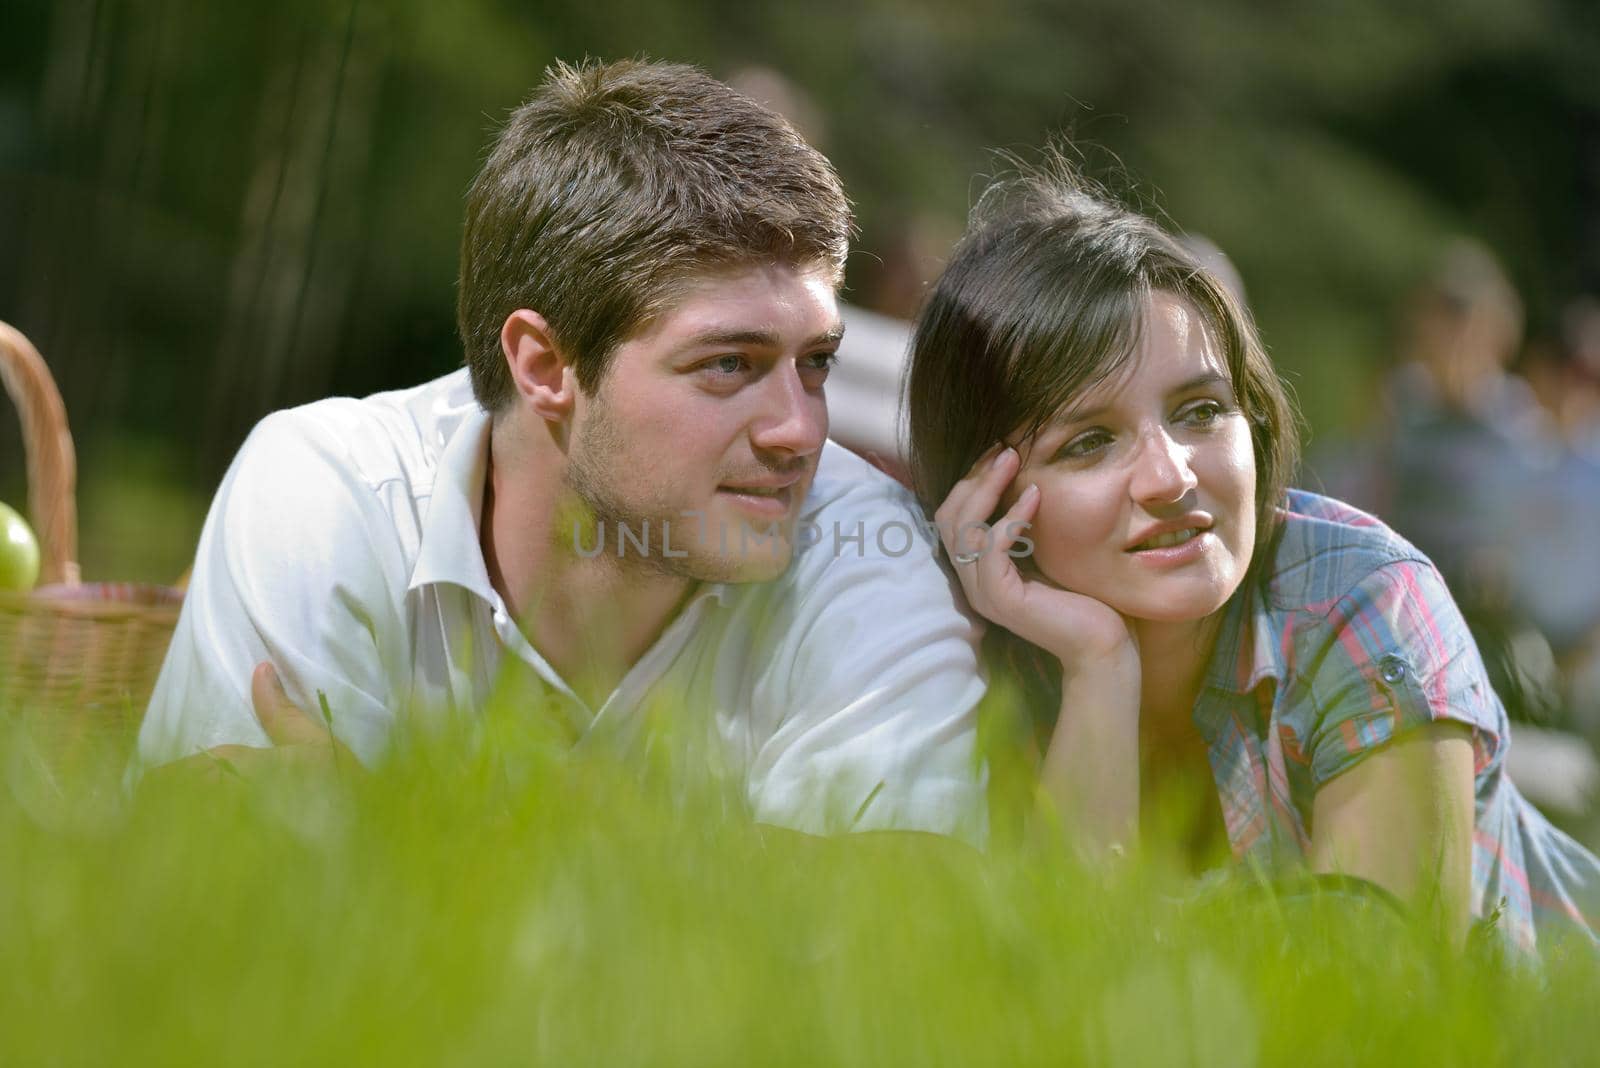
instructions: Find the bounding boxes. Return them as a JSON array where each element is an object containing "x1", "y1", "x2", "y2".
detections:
[{"x1": 0, "y1": 319, "x2": 184, "y2": 735}]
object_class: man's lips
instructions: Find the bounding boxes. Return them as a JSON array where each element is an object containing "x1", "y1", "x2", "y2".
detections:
[
  {"x1": 1125, "y1": 514, "x2": 1214, "y2": 552},
  {"x1": 717, "y1": 474, "x2": 805, "y2": 522},
  {"x1": 717, "y1": 486, "x2": 796, "y2": 525},
  {"x1": 718, "y1": 483, "x2": 796, "y2": 497},
  {"x1": 718, "y1": 471, "x2": 806, "y2": 496}
]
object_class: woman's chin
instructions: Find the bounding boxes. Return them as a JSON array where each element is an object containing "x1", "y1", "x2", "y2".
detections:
[{"x1": 1106, "y1": 584, "x2": 1236, "y2": 626}]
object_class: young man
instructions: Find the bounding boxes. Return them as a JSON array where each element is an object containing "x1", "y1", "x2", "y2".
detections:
[{"x1": 137, "y1": 60, "x2": 986, "y2": 840}]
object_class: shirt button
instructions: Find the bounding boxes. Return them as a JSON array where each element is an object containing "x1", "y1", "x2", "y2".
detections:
[{"x1": 1378, "y1": 655, "x2": 1408, "y2": 685}]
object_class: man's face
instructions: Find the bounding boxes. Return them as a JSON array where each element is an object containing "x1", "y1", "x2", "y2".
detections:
[{"x1": 563, "y1": 262, "x2": 841, "y2": 583}]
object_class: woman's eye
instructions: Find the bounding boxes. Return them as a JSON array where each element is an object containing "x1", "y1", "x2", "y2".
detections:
[
  {"x1": 1058, "y1": 430, "x2": 1112, "y2": 460},
  {"x1": 1182, "y1": 401, "x2": 1224, "y2": 426}
]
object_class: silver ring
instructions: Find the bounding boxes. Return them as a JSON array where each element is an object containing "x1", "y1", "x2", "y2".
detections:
[{"x1": 952, "y1": 550, "x2": 982, "y2": 565}]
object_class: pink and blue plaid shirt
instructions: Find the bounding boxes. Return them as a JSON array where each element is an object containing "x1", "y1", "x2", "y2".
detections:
[{"x1": 1195, "y1": 490, "x2": 1599, "y2": 955}]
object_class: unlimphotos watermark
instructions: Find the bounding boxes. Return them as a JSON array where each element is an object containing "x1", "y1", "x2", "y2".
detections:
[{"x1": 570, "y1": 510, "x2": 1034, "y2": 561}]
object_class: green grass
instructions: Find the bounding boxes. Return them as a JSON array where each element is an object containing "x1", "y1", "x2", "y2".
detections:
[{"x1": 1, "y1": 699, "x2": 1595, "y2": 1066}]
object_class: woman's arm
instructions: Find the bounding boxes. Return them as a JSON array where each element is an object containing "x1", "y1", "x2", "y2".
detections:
[
  {"x1": 1309, "y1": 722, "x2": 1476, "y2": 943},
  {"x1": 1295, "y1": 553, "x2": 1506, "y2": 946},
  {"x1": 933, "y1": 445, "x2": 1142, "y2": 856},
  {"x1": 1039, "y1": 643, "x2": 1143, "y2": 856}
]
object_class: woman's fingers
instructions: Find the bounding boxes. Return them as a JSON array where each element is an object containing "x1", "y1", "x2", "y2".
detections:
[
  {"x1": 943, "y1": 478, "x2": 1036, "y2": 620},
  {"x1": 979, "y1": 482, "x2": 1039, "y2": 578},
  {"x1": 970, "y1": 481, "x2": 1038, "y2": 606},
  {"x1": 936, "y1": 445, "x2": 1020, "y2": 560},
  {"x1": 933, "y1": 442, "x2": 1007, "y2": 528}
]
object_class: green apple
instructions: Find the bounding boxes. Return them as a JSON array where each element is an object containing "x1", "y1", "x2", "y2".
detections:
[{"x1": 0, "y1": 501, "x2": 41, "y2": 592}]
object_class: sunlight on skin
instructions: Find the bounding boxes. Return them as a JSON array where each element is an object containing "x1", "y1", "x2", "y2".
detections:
[{"x1": 1310, "y1": 722, "x2": 1476, "y2": 944}]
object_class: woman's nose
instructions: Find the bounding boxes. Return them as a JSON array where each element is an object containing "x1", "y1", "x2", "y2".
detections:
[{"x1": 1129, "y1": 427, "x2": 1198, "y2": 505}]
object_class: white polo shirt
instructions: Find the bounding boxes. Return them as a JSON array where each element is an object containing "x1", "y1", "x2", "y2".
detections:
[{"x1": 137, "y1": 368, "x2": 987, "y2": 839}]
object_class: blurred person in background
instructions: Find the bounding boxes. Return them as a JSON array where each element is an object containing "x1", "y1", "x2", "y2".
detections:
[
  {"x1": 1315, "y1": 242, "x2": 1577, "y2": 737},
  {"x1": 1516, "y1": 298, "x2": 1600, "y2": 749},
  {"x1": 905, "y1": 158, "x2": 1599, "y2": 956},
  {"x1": 1524, "y1": 297, "x2": 1600, "y2": 461}
]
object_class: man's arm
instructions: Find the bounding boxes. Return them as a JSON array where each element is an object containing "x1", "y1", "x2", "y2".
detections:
[{"x1": 135, "y1": 409, "x2": 407, "y2": 776}]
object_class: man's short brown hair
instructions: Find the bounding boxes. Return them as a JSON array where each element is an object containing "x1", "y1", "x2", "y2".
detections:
[{"x1": 457, "y1": 59, "x2": 853, "y2": 410}]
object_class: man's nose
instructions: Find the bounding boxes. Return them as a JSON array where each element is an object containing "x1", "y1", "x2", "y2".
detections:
[
  {"x1": 750, "y1": 363, "x2": 827, "y2": 456},
  {"x1": 1129, "y1": 426, "x2": 1198, "y2": 506}
]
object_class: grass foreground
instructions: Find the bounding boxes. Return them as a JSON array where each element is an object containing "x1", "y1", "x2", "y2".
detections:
[{"x1": 1, "y1": 700, "x2": 1597, "y2": 1066}]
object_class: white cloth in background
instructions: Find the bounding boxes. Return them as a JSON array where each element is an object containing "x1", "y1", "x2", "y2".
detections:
[
  {"x1": 136, "y1": 368, "x2": 986, "y2": 840},
  {"x1": 829, "y1": 305, "x2": 912, "y2": 466}
]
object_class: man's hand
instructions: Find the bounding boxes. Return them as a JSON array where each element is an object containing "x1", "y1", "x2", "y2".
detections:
[
  {"x1": 246, "y1": 663, "x2": 339, "y2": 751},
  {"x1": 142, "y1": 662, "x2": 359, "y2": 789}
]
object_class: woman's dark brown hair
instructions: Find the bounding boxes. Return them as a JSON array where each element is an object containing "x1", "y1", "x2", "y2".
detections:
[{"x1": 904, "y1": 158, "x2": 1300, "y2": 732}]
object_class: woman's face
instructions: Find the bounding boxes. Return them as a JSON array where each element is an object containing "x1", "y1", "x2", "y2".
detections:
[{"x1": 1007, "y1": 291, "x2": 1257, "y2": 624}]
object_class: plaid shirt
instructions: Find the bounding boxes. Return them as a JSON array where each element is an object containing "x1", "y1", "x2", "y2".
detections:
[{"x1": 1195, "y1": 490, "x2": 1599, "y2": 955}]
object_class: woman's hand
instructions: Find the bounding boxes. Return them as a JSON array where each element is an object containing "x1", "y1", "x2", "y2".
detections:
[{"x1": 934, "y1": 445, "x2": 1136, "y2": 670}]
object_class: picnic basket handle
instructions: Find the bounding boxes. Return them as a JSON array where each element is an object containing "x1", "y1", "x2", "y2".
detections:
[{"x1": 0, "y1": 319, "x2": 80, "y2": 586}]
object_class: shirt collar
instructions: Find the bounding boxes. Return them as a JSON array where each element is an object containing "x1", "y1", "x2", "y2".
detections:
[
  {"x1": 404, "y1": 406, "x2": 735, "y2": 612},
  {"x1": 407, "y1": 406, "x2": 497, "y2": 601},
  {"x1": 692, "y1": 580, "x2": 732, "y2": 608},
  {"x1": 1201, "y1": 579, "x2": 1287, "y2": 696}
]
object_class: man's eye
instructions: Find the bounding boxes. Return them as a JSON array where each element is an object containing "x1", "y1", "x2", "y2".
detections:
[
  {"x1": 708, "y1": 354, "x2": 747, "y2": 375},
  {"x1": 801, "y1": 352, "x2": 837, "y2": 375}
]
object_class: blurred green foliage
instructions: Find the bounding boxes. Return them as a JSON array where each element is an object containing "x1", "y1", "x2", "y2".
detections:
[
  {"x1": 1, "y1": 0, "x2": 1597, "y2": 578},
  {"x1": 2, "y1": 699, "x2": 1593, "y2": 1064}
]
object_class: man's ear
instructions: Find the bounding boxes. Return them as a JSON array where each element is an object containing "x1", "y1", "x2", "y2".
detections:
[{"x1": 501, "y1": 309, "x2": 578, "y2": 421}]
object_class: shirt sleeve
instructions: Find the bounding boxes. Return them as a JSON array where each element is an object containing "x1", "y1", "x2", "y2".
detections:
[
  {"x1": 135, "y1": 408, "x2": 410, "y2": 772},
  {"x1": 1303, "y1": 557, "x2": 1506, "y2": 789},
  {"x1": 744, "y1": 485, "x2": 989, "y2": 844}
]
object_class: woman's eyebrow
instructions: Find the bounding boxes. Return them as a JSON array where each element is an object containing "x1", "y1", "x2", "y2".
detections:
[{"x1": 1169, "y1": 371, "x2": 1234, "y2": 396}]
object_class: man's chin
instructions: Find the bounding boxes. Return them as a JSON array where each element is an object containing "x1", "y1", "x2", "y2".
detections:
[
  {"x1": 706, "y1": 527, "x2": 796, "y2": 582},
  {"x1": 685, "y1": 519, "x2": 794, "y2": 582},
  {"x1": 718, "y1": 549, "x2": 793, "y2": 583}
]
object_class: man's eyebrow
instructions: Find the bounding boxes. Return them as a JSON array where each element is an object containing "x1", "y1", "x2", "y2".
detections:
[
  {"x1": 813, "y1": 324, "x2": 846, "y2": 347},
  {"x1": 689, "y1": 329, "x2": 778, "y2": 348},
  {"x1": 1054, "y1": 371, "x2": 1234, "y2": 426},
  {"x1": 686, "y1": 324, "x2": 845, "y2": 349}
]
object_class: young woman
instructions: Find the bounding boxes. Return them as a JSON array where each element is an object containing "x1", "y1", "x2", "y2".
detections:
[{"x1": 904, "y1": 162, "x2": 1599, "y2": 955}]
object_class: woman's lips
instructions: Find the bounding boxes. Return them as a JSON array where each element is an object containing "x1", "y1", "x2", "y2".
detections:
[
  {"x1": 1127, "y1": 528, "x2": 1214, "y2": 566},
  {"x1": 1129, "y1": 526, "x2": 1203, "y2": 552}
]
